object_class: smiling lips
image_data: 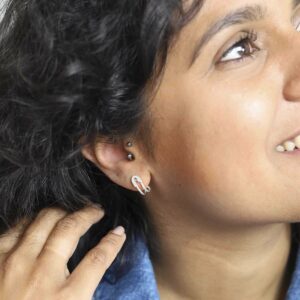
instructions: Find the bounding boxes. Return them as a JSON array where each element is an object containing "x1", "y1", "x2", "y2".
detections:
[{"x1": 276, "y1": 135, "x2": 300, "y2": 152}]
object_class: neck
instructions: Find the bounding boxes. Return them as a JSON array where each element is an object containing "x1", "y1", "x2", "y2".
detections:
[{"x1": 151, "y1": 219, "x2": 294, "y2": 300}]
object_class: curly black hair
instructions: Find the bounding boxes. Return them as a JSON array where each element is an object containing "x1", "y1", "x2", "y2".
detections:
[{"x1": 0, "y1": 0, "x2": 203, "y2": 281}]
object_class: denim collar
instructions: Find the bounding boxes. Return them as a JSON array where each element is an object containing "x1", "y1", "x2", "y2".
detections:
[
  {"x1": 93, "y1": 227, "x2": 300, "y2": 300},
  {"x1": 93, "y1": 236, "x2": 160, "y2": 300}
]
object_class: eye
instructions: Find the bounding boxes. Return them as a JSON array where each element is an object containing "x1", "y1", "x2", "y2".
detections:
[
  {"x1": 217, "y1": 30, "x2": 260, "y2": 65},
  {"x1": 293, "y1": 16, "x2": 300, "y2": 32},
  {"x1": 292, "y1": 4, "x2": 300, "y2": 32}
]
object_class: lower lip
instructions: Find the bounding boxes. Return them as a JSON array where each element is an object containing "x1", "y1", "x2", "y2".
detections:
[{"x1": 282, "y1": 148, "x2": 300, "y2": 154}]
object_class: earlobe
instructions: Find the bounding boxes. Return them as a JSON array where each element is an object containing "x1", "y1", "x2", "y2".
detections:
[
  {"x1": 131, "y1": 175, "x2": 151, "y2": 196},
  {"x1": 80, "y1": 139, "x2": 151, "y2": 193}
]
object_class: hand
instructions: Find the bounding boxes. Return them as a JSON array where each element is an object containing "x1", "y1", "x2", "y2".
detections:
[{"x1": 0, "y1": 205, "x2": 126, "y2": 299}]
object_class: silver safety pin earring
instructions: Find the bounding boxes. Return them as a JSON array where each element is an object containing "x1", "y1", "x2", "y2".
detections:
[{"x1": 131, "y1": 175, "x2": 151, "y2": 196}]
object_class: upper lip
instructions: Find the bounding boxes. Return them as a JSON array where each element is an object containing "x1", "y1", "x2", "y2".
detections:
[{"x1": 277, "y1": 129, "x2": 300, "y2": 146}]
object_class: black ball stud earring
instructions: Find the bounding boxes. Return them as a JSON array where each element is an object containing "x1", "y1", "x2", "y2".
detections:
[
  {"x1": 126, "y1": 141, "x2": 135, "y2": 161},
  {"x1": 127, "y1": 153, "x2": 135, "y2": 161}
]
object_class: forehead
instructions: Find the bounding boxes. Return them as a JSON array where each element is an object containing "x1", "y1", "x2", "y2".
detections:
[{"x1": 183, "y1": 0, "x2": 295, "y2": 28}]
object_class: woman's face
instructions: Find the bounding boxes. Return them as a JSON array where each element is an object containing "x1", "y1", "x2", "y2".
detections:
[{"x1": 146, "y1": 0, "x2": 300, "y2": 227}]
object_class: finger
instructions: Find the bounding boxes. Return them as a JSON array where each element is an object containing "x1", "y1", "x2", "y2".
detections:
[
  {"x1": 12, "y1": 207, "x2": 69, "y2": 258},
  {"x1": 0, "y1": 217, "x2": 31, "y2": 256},
  {"x1": 65, "y1": 226, "x2": 126, "y2": 299},
  {"x1": 37, "y1": 205, "x2": 105, "y2": 266}
]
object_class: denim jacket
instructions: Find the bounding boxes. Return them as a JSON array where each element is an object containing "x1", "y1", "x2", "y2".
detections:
[{"x1": 92, "y1": 227, "x2": 300, "y2": 300}]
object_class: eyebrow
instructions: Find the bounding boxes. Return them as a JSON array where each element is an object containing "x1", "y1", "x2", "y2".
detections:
[{"x1": 188, "y1": 5, "x2": 267, "y2": 68}]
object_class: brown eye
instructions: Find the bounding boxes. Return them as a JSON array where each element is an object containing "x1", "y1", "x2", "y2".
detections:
[
  {"x1": 219, "y1": 37, "x2": 259, "y2": 63},
  {"x1": 291, "y1": 4, "x2": 300, "y2": 32}
]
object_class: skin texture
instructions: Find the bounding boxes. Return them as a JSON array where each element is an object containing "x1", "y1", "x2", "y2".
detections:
[
  {"x1": 0, "y1": 205, "x2": 126, "y2": 300},
  {"x1": 82, "y1": 0, "x2": 300, "y2": 299}
]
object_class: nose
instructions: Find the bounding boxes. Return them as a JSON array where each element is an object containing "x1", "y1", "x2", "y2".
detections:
[
  {"x1": 283, "y1": 32, "x2": 300, "y2": 101},
  {"x1": 283, "y1": 72, "x2": 300, "y2": 101}
]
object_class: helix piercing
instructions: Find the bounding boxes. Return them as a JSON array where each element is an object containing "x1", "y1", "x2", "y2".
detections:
[{"x1": 131, "y1": 175, "x2": 151, "y2": 196}]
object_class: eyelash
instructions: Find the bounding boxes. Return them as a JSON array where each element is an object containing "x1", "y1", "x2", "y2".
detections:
[{"x1": 217, "y1": 30, "x2": 260, "y2": 65}]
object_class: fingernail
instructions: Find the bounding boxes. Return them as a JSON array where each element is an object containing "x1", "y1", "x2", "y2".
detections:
[{"x1": 112, "y1": 226, "x2": 125, "y2": 236}]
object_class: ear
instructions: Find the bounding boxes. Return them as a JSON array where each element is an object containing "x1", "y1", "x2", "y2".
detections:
[{"x1": 81, "y1": 138, "x2": 151, "y2": 192}]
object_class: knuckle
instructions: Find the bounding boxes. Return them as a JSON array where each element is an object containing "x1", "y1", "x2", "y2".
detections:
[
  {"x1": 88, "y1": 248, "x2": 108, "y2": 266},
  {"x1": 22, "y1": 231, "x2": 42, "y2": 246},
  {"x1": 27, "y1": 272, "x2": 43, "y2": 291},
  {"x1": 72, "y1": 212, "x2": 91, "y2": 225},
  {"x1": 81, "y1": 206, "x2": 104, "y2": 223},
  {"x1": 36, "y1": 208, "x2": 48, "y2": 218},
  {"x1": 38, "y1": 207, "x2": 67, "y2": 219},
  {"x1": 3, "y1": 254, "x2": 24, "y2": 274},
  {"x1": 57, "y1": 216, "x2": 78, "y2": 232},
  {"x1": 102, "y1": 236, "x2": 119, "y2": 248},
  {"x1": 4, "y1": 254, "x2": 18, "y2": 268},
  {"x1": 1, "y1": 230, "x2": 22, "y2": 242},
  {"x1": 58, "y1": 288, "x2": 75, "y2": 300}
]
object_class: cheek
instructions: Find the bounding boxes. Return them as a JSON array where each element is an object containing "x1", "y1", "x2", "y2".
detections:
[
  {"x1": 151, "y1": 77, "x2": 284, "y2": 224},
  {"x1": 189, "y1": 86, "x2": 273, "y2": 208},
  {"x1": 156, "y1": 77, "x2": 274, "y2": 186}
]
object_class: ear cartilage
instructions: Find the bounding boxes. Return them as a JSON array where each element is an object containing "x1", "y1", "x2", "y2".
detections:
[{"x1": 131, "y1": 175, "x2": 151, "y2": 196}]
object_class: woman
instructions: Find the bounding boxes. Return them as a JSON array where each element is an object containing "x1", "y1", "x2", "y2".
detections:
[{"x1": 0, "y1": 0, "x2": 300, "y2": 299}]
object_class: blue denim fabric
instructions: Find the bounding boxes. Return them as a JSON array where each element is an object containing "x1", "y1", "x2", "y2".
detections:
[
  {"x1": 92, "y1": 237, "x2": 160, "y2": 300},
  {"x1": 286, "y1": 237, "x2": 300, "y2": 300},
  {"x1": 92, "y1": 235, "x2": 300, "y2": 300}
]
